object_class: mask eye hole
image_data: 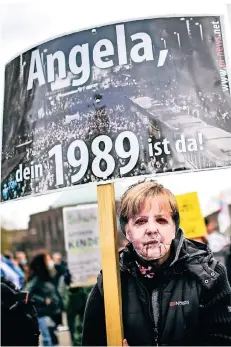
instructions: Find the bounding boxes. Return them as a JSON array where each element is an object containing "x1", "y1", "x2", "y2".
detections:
[
  {"x1": 156, "y1": 218, "x2": 168, "y2": 225},
  {"x1": 135, "y1": 218, "x2": 147, "y2": 226}
]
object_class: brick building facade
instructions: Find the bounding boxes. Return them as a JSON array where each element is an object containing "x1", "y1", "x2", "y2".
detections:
[{"x1": 28, "y1": 207, "x2": 66, "y2": 256}]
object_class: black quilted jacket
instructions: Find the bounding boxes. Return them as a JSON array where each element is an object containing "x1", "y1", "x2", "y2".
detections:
[{"x1": 82, "y1": 229, "x2": 231, "y2": 346}]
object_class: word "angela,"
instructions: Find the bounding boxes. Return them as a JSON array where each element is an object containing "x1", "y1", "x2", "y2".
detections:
[{"x1": 27, "y1": 24, "x2": 168, "y2": 91}]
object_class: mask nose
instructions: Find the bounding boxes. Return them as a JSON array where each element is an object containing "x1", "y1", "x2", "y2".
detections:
[{"x1": 146, "y1": 221, "x2": 159, "y2": 236}]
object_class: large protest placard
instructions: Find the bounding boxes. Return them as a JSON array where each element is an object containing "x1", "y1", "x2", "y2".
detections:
[
  {"x1": 2, "y1": 16, "x2": 231, "y2": 201},
  {"x1": 63, "y1": 204, "x2": 101, "y2": 287},
  {"x1": 176, "y1": 192, "x2": 207, "y2": 239}
]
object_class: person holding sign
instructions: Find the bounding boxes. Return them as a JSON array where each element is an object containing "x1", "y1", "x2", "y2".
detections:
[{"x1": 82, "y1": 180, "x2": 231, "y2": 346}]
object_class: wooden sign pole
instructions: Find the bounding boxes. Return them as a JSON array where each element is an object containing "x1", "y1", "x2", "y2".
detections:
[{"x1": 97, "y1": 183, "x2": 123, "y2": 346}]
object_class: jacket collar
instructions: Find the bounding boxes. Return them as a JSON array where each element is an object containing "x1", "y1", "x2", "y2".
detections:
[{"x1": 183, "y1": 238, "x2": 220, "y2": 289}]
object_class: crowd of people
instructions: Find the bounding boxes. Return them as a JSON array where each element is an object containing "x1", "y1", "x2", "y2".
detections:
[{"x1": 1, "y1": 249, "x2": 92, "y2": 346}]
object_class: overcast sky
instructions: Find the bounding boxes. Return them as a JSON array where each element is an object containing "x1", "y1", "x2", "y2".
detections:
[{"x1": 1, "y1": 0, "x2": 231, "y2": 229}]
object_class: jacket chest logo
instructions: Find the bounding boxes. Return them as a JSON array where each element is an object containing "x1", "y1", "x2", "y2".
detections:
[{"x1": 169, "y1": 300, "x2": 190, "y2": 307}]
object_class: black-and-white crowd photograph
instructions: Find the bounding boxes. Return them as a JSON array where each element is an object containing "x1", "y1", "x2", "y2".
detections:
[{"x1": 2, "y1": 16, "x2": 231, "y2": 201}]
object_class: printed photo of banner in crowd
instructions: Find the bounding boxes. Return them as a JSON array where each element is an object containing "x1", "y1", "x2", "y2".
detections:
[{"x1": 1, "y1": 16, "x2": 231, "y2": 201}]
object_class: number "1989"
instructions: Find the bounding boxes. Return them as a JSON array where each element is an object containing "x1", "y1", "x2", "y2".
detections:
[{"x1": 48, "y1": 131, "x2": 139, "y2": 186}]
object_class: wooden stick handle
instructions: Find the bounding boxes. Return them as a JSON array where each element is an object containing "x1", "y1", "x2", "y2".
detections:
[{"x1": 97, "y1": 183, "x2": 123, "y2": 346}]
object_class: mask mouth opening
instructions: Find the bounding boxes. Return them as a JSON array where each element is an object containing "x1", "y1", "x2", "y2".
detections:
[
  {"x1": 144, "y1": 239, "x2": 160, "y2": 246},
  {"x1": 133, "y1": 240, "x2": 172, "y2": 261}
]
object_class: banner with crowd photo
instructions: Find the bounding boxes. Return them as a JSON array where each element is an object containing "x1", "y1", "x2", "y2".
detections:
[
  {"x1": 1, "y1": 16, "x2": 231, "y2": 201},
  {"x1": 63, "y1": 204, "x2": 101, "y2": 287}
]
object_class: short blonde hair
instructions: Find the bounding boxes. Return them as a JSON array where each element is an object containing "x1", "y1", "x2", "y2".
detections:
[{"x1": 119, "y1": 180, "x2": 179, "y2": 233}]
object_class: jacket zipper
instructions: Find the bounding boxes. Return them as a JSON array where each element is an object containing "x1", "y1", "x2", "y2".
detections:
[
  {"x1": 153, "y1": 327, "x2": 159, "y2": 346},
  {"x1": 152, "y1": 289, "x2": 159, "y2": 347},
  {"x1": 138, "y1": 280, "x2": 159, "y2": 346}
]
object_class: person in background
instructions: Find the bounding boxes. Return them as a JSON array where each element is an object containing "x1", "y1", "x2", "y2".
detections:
[
  {"x1": 53, "y1": 252, "x2": 67, "y2": 295},
  {"x1": 65, "y1": 271, "x2": 92, "y2": 346},
  {"x1": 53, "y1": 252, "x2": 66, "y2": 269},
  {"x1": 15, "y1": 251, "x2": 28, "y2": 271},
  {"x1": 1, "y1": 254, "x2": 21, "y2": 288},
  {"x1": 1, "y1": 276, "x2": 40, "y2": 346},
  {"x1": 52, "y1": 252, "x2": 68, "y2": 330},
  {"x1": 16, "y1": 251, "x2": 30, "y2": 283},
  {"x1": 225, "y1": 244, "x2": 231, "y2": 286},
  {"x1": 3, "y1": 251, "x2": 25, "y2": 288},
  {"x1": 82, "y1": 180, "x2": 231, "y2": 346},
  {"x1": 24, "y1": 251, "x2": 62, "y2": 346},
  {"x1": 205, "y1": 217, "x2": 229, "y2": 253},
  {"x1": 205, "y1": 217, "x2": 230, "y2": 267}
]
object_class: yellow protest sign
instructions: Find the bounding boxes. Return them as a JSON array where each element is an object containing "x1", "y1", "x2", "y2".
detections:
[{"x1": 176, "y1": 192, "x2": 206, "y2": 239}]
